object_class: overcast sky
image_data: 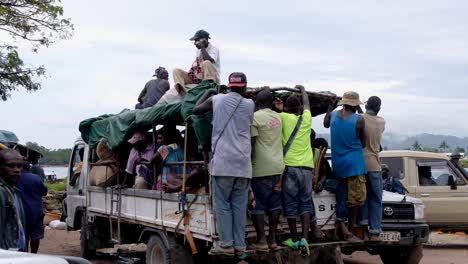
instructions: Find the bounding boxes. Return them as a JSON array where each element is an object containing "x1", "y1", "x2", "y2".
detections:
[{"x1": 2, "y1": 0, "x2": 468, "y2": 149}]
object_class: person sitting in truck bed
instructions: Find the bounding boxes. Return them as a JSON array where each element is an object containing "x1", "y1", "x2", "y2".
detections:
[
  {"x1": 135, "y1": 67, "x2": 170, "y2": 109},
  {"x1": 311, "y1": 137, "x2": 336, "y2": 193},
  {"x1": 125, "y1": 131, "x2": 155, "y2": 189},
  {"x1": 147, "y1": 126, "x2": 186, "y2": 192}
]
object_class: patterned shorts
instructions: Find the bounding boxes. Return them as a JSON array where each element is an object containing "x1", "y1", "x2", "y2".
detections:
[{"x1": 347, "y1": 175, "x2": 367, "y2": 207}]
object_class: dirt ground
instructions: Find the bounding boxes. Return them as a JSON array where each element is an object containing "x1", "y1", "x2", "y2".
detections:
[{"x1": 38, "y1": 229, "x2": 468, "y2": 264}]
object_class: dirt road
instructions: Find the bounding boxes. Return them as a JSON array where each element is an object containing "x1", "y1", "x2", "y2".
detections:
[{"x1": 38, "y1": 229, "x2": 468, "y2": 264}]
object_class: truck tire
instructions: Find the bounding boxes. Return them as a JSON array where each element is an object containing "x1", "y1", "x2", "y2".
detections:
[
  {"x1": 146, "y1": 235, "x2": 171, "y2": 264},
  {"x1": 80, "y1": 214, "x2": 96, "y2": 259},
  {"x1": 379, "y1": 245, "x2": 423, "y2": 264}
]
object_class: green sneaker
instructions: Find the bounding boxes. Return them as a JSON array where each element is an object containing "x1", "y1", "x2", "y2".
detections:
[
  {"x1": 298, "y1": 238, "x2": 310, "y2": 257},
  {"x1": 282, "y1": 238, "x2": 299, "y2": 249}
]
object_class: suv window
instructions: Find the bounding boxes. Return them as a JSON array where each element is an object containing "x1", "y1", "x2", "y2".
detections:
[
  {"x1": 417, "y1": 160, "x2": 466, "y2": 186},
  {"x1": 69, "y1": 144, "x2": 85, "y2": 186},
  {"x1": 381, "y1": 157, "x2": 405, "y2": 179}
]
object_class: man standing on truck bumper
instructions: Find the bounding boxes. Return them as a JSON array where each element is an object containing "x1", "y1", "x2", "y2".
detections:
[
  {"x1": 280, "y1": 85, "x2": 323, "y2": 256},
  {"x1": 193, "y1": 72, "x2": 254, "y2": 259},
  {"x1": 249, "y1": 88, "x2": 284, "y2": 251},
  {"x1": 359, "y1": 96, "x2": 385, "y2": 241},
  {"x1": 324, "y1": 91, "x2": 367, "y2": 241}
]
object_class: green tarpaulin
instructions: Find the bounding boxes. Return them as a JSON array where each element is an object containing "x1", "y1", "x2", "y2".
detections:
[{"x1": 79, "y1": 80, "x2": 217, "y2": 151}]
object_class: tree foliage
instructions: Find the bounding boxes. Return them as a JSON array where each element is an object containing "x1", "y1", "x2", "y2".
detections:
[
  {"x1": 0, "y1": 0, "x2": 73, "y2": 100},
  {"x1": 439, "y1": 140, "x2": 450, "y2": 153},
  {"x1": 412, "y1": 140, "x2": 422, "y2": 151},
  {"x1": 455, "y1": 146, "x2": 466, "y2": 154},
  {"x1": 25, "y1": 141, "x2": 71, "y2": 165}
]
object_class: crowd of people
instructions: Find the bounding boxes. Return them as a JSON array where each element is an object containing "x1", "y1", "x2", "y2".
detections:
[
  {"x1": 0, "y1": 29, "x2": 388, "y2": 260},
  {"x1": 127, "y1": 29, "x2": 386, "y2": 259},
  {"x1": 0, "y1": 149, "x2": 48, "y2": 253},
  {"x1": 189, "y1": 72, "x2": 386, "y2": 259}
]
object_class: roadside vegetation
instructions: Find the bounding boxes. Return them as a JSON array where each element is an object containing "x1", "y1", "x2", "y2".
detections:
[
  {"x1": 46, "y1": 181, "x2": 67, "y2": 192},
  {"x1": 26, "y1": 142, "x2": 71, "y2": 166}
]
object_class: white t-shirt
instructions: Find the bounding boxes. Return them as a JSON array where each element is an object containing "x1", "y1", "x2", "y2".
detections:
[{"x1": 195, "y1": 43, "x2": 220, "y2": 74}]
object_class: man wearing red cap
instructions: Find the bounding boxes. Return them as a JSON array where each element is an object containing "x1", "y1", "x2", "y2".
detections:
[
  {"x1": 173, "y1": 29, "x2": 220, "y2": 96},
  {"x1": 193, "y1": 72, "x2": 254, "y2": 259}
]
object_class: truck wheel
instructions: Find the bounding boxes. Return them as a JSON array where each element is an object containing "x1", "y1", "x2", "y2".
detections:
[
  {"x1": 379, "y1": 245, "x2": 423, "y2": 264},
  {"x1": 146, "y1": 235, "x2": 171, "y2": 264},
  {"x1": 80, "y1": 215, "x2": 96, "y2": 259}
]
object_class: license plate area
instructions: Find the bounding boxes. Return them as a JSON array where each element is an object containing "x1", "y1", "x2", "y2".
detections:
[{"x1": 380, "y1": 231, "x2": 401, "y2": 242}]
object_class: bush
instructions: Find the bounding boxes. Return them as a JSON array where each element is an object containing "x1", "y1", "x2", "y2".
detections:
[
  {"x1": 459, "y1": 160, "x2": 468, "y2": 168},
  {"x1": 46, "y1": 181, "x2": 67, "y2": 192}
]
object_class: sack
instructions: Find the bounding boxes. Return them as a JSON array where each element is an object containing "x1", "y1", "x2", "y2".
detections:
[
  {"x1": 96, "y1": 139, "x2": 113, "y2": 160},
  {"x1": 89, "y1": 164, "x2": 117, "y2": 187}
]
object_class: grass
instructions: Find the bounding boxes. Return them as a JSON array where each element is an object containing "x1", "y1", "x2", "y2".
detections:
[{"x1": 45, "y1": 181, "x2": 67, "y2": 192}]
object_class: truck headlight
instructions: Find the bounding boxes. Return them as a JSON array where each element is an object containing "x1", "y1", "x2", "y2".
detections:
[{"x1": 414, "y1": 203, "x2": 426, "y2": 220}]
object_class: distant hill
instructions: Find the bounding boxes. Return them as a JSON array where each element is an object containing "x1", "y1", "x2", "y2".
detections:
[{"x1": 317, "y1": 132, "x2": 468, "y2": 152}]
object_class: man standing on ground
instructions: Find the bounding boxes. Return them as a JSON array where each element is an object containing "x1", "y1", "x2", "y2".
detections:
[
  {"x1": 17, "y1": 161, "x2": 48, "y2": 253},
  {"x1": 135, "y1": 66, "x2": 170, "y2": 109},
  {"x1": 324, "y1": 91, "x2": 367, "y2": 241},
  {"x1": 280, "y1": 85, "x2": 323, "y2": 256},
  {"x1": 193, "y1": 72, "x2": 254, "y2": 259},
  {"x1": 30, "y1": 156, "x2": 45, "y2": 183},
  {"x1": 249, "y1": 88, "x2": 284, "y2": 251},
  {"x1": 173, "y1": 30, "x2": 220, "y2": 96},
  {"x1": 0, "y1": 149, "x2": 26, "y2": 250},
  {"x1": 359, "y1": 96, "x2": 385, "y2": 241}
]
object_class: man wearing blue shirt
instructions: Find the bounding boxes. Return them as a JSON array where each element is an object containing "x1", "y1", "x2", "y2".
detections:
[{"x1": 17, "y1": 161, "x2": 48, "y2": 253}]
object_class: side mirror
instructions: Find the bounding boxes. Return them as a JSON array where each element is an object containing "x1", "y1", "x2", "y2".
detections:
[{"x1": 448, "y1": 175, "x2": 457, "y2": 190}]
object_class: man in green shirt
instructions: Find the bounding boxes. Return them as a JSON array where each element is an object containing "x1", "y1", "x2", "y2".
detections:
[
  {"x1": 249, "y1": 88, "x2": 284, "y2": 251},
  {"x1": 280, "y1": 85, "x2": 323, "y2": 256}
]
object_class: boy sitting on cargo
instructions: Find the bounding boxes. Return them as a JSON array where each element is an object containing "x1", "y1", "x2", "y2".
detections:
[{"x1": 148, "y1": 126, "x2": 186, "y2": 192}]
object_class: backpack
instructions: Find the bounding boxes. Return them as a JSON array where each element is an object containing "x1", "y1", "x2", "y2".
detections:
[{"x1": 383, "y1": 176, "x2": 406, "y2": 195}]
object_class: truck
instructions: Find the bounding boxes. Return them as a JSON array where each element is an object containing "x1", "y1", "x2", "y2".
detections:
[
  {"x1": 380, "y1": 150, "x2": 468, "y2": 231},
  {"x1": 65, "y1": 84, "x2": 430, "y2": 263}
]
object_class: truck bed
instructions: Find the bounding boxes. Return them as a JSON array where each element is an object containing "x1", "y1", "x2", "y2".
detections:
[{"x1": 86, "y1": 186, "x2": 338, "y2": 242}]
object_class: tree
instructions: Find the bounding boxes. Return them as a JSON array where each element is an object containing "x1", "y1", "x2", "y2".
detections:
[
  {"x1": 412, "y1": 141, "x2": 422, "y2": 151},
  {"x1": 439, "y1": 140, "x2": 450, "y2": 153},
  {"x1": 25, "y1": 141, "x2": 71, "y2": 165},
  {"x1": 0, "y1": 0, "x2": 73, "y2": 100},
  {"x1": 454, "y1": 146, "x2": 466, "y2": 154}
]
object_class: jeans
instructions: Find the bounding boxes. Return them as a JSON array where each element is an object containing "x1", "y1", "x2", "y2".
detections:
[
  {"x1": 359, "y1": 171, "x2": 383, "y2": 234},
  {"x1": 251, "y1": 175, "x2": 282, "y2": 215},
  {"x1": 335, "y1": 178, "x2": 348, "y2": 223},
  {"x1": 282, "y1": 167, "x2": 316, "y2": 221},
  {"x1": 212, "y1": 176, "x2": 250, "y2": 251}
]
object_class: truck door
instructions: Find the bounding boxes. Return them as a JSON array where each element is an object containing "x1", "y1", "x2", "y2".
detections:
[
  {"x1": 414, "y1": 159, "x2": 468, "y2": 226},
  {"x1": 66, "y1": 143, "x2": 87, "y2": 229}
]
